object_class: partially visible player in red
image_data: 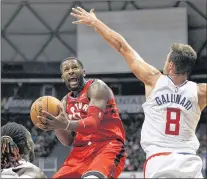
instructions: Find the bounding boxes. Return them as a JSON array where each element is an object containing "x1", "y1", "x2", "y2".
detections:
[{"x1": 37, "y1": 57, "x2": 126, "y2": 179}]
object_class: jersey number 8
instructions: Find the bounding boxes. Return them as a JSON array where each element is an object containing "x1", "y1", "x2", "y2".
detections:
[{"x1": 165, "y1": 108, "x2": 181, "y2": 135}]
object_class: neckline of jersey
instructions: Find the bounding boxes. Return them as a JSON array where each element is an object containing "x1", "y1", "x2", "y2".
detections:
[
  {"x1": 167, "y1": 75, "x2": 188, "y2": 88},
  {"x1": 69, "y1": 80, "x2": 89, "y2": 99}
]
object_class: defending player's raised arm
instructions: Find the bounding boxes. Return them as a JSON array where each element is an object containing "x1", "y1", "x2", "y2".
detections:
[
  {"x1": 71, "y1": 7, "x2": 161, "y2": 86},
  {"x1": 198, "y1": 83, "x2": 207, "y2": 111}
]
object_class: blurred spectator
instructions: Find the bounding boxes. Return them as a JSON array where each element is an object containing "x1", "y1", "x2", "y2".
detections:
[{"x1": 121, "y1": 113, "x2": 145, "y2": 171}]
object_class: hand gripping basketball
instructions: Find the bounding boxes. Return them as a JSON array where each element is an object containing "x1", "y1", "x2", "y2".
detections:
[{"x1": 36, "y1": 103, "x2": 69, "y2": 131}]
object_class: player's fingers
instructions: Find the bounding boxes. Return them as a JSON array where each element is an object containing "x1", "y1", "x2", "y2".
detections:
[
  {"x1": 77, "y1": 6, "x2": 87, "y2": 13},
  {"x1": 43, "y1": 127, "x2": 54, "y2": 131},
  {"x1": 43, "y1": 125, "x2": 55, "y2": 131},
  {"x1": 36, "y1": 123, "x2": 54, "y2": 131},
  {"x1": 37, "y1": 116, "x2": 47, "y2": 124},
  {"x1": 57, "y1": 104, "x2": 64, "y2": 113},
  {"x1": 72, "y1": 7, "x2": 82, "y2": 15},
  {"x1": 90, "y1": 9, "x2": 94, "y2": 14},
  {"x1": 70, "y1": 12, "x2": 82, "y2": 19},
  {"x1": 72, "y1": 20, "x2": 83, "y2": 24},
  {"x1": 42, "y1": 111, "x2": 56, "y2": 120},
  {"x1": 37, "y1": 116, "x2": 54, "y2": 126},
  {"x1": 35, "y1": 123, "x2": 46, "y2": 130}
]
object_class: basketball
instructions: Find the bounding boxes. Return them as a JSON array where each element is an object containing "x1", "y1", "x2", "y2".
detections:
[{"x1": 30, "y1": 96, "x2": 61, "y2": 127}]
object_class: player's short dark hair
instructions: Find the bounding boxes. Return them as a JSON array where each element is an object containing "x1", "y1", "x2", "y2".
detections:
[
  {"x1": 1, "y1": 122, "x2": 30, "y2": 155},
  {"x1": 169, "y1": 43, "x2": 197, "y2": 75},
  {"x1": 60, "y1": 57, "x2": 84, "y2": 73}
]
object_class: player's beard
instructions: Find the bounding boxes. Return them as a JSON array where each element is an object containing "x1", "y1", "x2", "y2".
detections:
[{"x1": 68, "y1": 76, "x2": 85, "y2": 92}]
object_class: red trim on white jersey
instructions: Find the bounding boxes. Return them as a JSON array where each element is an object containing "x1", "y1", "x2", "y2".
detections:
[{"x1": 143, "y1": 152, "x2": 171, "y2": 179}]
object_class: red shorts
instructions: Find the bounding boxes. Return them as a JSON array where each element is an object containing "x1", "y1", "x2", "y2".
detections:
[{"x1": 53, "y1": 139, "x2": 126, "y2": 178}]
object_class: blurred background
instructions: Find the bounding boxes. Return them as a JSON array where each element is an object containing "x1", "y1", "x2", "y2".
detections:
[{"x1": 1, "y1": 0, "x2": 207, "y2": 178}]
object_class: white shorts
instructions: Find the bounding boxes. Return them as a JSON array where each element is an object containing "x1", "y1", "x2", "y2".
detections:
[{"x1": 144, "y1": 152, "x2": 203, "y2": 178}]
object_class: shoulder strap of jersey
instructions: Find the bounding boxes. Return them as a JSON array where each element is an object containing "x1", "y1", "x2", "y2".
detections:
[
  {"x1": 80, "y1": 79, "x2": 95, "y2": 97},
  {"x1": 84, "y1": 79, "x2": 95, "y2": 92}
]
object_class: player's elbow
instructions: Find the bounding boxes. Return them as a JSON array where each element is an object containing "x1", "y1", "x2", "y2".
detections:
[
  {"x1": 58, "y1": 137, "x2": 72, "y2": 147},
  {"x1": 130, "y1": 63, "x2": 138, "y2": 72},
  {"x1": 119, "y1": 40, "x2": 130, "y2": 55},
  {"x1": 55, "y1": 129, "x2": 74, "y2": 147}
]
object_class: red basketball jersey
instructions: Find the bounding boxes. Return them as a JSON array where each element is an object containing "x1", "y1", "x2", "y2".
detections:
[{"x1": 66, "y1": 79, "x2": 125, "y2": 146}]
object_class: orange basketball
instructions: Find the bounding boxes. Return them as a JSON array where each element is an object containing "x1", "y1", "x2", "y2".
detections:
[{"x1": 30, "y1": 96, "x2": 61, "y2": 127}]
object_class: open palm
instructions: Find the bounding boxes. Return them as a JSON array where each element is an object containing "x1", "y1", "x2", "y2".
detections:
[{"x1": 71, "y1": 7, "x2": 97, "y2": 26}]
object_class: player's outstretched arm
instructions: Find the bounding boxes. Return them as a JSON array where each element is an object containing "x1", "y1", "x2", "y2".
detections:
[
  {"x1": 37, "y1": 80, "x2": 111, "y2": 133},
  {"x1": 71, "y1": 7, "x2": 161, "y2": 86},
  {"x1": 198, "y1": 83, "x2": 207, "y2": 111}
]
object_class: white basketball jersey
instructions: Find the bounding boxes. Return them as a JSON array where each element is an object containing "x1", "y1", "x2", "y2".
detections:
[
  {"x1": 141, "y1": 75, "x2": 201, "y2": 158},
  {"x1": 1, "y1": 159, "x2": 40, "y2": 178}
]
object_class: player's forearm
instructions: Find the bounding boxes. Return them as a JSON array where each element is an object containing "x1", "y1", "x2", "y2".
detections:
[
  {"x1": 93, "y1": 19, "x2": 124, "y2": 51},
  {"x1": 54, "y1": 129, "x2": 74, "y2": 146},
  {"x1": 64, "y1": 106, "x2": 104, "y2": 133},
  {"x1": 65, "y1": 116, "x2": 99, "y2": 133},
  {"x1": 92, "y1": 19, "x2": 144, "y2": 69}
]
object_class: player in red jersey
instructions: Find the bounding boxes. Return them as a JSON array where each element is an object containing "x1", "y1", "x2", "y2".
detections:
[{"x1": 37, "y1": 57, "x2": 126, "y2": 179}]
